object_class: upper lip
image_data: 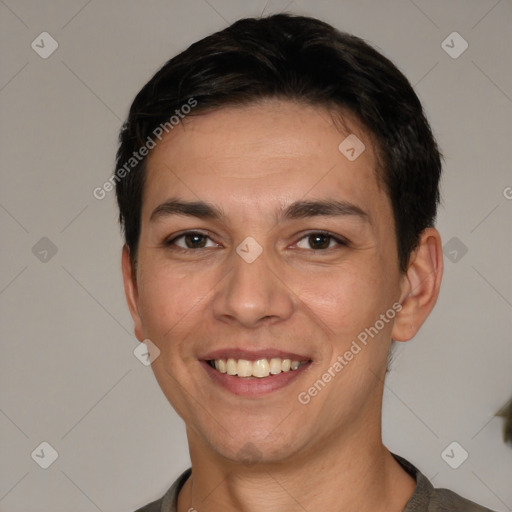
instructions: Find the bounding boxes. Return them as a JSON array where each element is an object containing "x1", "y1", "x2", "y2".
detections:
[{"x1": 199, "y1": 348, "x2": 311, "y2": 361}]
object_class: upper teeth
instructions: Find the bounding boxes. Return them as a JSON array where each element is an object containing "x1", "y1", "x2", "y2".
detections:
[{"x1": 213, "y1": 358, "x2": 304, "y2": 378}]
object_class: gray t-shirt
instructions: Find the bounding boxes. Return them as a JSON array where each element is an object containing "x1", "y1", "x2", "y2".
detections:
[{"x1": 134, "y1": 454, "x2": 496, "y2": 511}]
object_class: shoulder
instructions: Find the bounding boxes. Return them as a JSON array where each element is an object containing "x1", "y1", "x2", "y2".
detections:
[
  {"x1": 429, "y1": 487, "x2": 497, "y2": 512},
  {"x1": 392, "y1": 453, "x2": 497, "y2": 512},
  {"x1": 131, "y1": 469, "x2": 191, "y2": 512},
  {"x1": 133, "y1": 498, "x2": 163, "y2": 512}
]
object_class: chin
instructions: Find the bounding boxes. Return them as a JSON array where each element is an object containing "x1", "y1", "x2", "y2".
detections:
[{"x1": 199, "y1": 427, "x2": 305, "y2": 467}]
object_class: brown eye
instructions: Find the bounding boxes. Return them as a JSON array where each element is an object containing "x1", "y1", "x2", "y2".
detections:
[
  {"x1": 166, "y1": 232, "x2": 217, "y2": 250},
  {"x1": 308, "y1": 233, "x2": 330, "y2": 249},
  {"x1": 295, "y1": 232, "x2": 347, "y2": 250},
  {"x1": 183, "y1": 233, "x2": 207, "y2": 248}
]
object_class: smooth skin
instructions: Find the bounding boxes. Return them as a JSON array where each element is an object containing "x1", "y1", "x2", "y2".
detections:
[{"x1": 122, "y1": 99, "x2": 443, "y2": 512}]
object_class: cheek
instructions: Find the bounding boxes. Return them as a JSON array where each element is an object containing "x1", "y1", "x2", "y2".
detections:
[
  {"x1": 293, "y1": 264, "x2": 388, "y2": 339},
  {"x1": 136, "y1": 262, "x2": 206, "y2": 347}
]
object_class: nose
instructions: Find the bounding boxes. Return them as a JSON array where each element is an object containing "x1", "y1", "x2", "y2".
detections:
[{"x1": 211, "y1": 244, "x2": 295, "y2": 328}]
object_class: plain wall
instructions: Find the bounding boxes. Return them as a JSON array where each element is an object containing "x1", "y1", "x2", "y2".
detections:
[{"x1": 1, "y1": 0, "x2": 511, "y2": 511}]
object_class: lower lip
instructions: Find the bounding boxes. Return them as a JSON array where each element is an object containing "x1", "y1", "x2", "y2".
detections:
[{"x1": 201, "y1": 361, "x2": 310, "y2": 397}]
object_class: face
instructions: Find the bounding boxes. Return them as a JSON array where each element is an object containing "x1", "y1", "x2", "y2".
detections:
[{"x1": 123, "y1": 100, "x2": 410, "y2": 464}]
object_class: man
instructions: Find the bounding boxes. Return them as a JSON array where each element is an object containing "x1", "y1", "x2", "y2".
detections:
[{"x1": 115, "y1": 14, "x2": 494, "y2": 512}]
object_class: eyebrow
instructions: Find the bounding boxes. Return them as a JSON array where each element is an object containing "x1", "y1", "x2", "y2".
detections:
[{"x1": 150, "y1": 198, "x2": 369, "y2": 223}]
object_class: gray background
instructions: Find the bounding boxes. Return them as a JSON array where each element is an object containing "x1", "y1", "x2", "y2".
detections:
[{"x1": 1, "y1": 0, "x2": 511, "y2": 511}]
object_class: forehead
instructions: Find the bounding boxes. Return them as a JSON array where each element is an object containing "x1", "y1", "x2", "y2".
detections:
[{"x1": 142, "y1": 100, "x2": 388, "y2": 222}]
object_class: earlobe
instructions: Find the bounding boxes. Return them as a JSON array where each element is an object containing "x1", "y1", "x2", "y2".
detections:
[
  {"x1": 392, "y1": 228, "x2": 444, "y2": 342},
  {"x1": 121, "y1": 245, "x2": 145, "y2": 341}
]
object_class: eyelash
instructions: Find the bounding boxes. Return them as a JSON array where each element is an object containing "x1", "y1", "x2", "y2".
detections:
[{"x1": 163, "y1": 230, "x2": 348, "y2": 252}]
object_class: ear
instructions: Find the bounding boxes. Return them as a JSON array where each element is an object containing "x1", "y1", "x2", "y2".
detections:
[
  {"x1": 121, "y1": 245, "x2": 145, "y2": 341},
  {"x1": 392, "y1": 228, "x2": 443, "y2": 342}
]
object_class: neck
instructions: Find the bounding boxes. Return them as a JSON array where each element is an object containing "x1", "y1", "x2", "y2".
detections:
[{"x1": 177, "y1": 421, "x2": 415, "y2": 512}]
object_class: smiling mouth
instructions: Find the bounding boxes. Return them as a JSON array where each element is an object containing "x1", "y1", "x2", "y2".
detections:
[{"x1": 206, "y1": 357, "x2": 310, "y2": 378}]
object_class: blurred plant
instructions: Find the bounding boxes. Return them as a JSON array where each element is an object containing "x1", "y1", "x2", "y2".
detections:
[{"x1": 496, "y1": 397, "x2": 512, "y2": 446}]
